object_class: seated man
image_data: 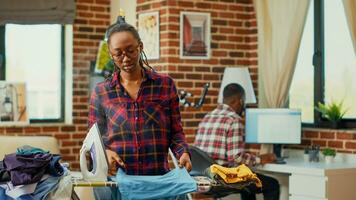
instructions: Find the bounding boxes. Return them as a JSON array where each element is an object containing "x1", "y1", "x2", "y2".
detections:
[{"x1": 194, "y1": 83, "x2": 280, "y2": 200}]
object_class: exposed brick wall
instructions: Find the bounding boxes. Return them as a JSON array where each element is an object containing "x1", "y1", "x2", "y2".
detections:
[
  {"x1": 137, "y1": 0, "x2": 258, "y2": 147},
  {"x1": 0, "y1": 0, "x2": 110, "y2": 169},
  {"x1": 288, "y1": 128, "x2": 356, "y2": 154},
  {"x1": 137, "y1": 0, "x2": 356, "y2": 156}
]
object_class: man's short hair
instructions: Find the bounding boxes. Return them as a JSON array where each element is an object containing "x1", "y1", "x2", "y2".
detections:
[{"x1": 223, "y1": 83, "x2": 245, "y2": 101}]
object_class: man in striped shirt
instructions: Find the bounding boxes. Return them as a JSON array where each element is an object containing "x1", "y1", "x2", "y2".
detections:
[{"x1": 194, "y1": 83, "x2": 279, "y2": 200}]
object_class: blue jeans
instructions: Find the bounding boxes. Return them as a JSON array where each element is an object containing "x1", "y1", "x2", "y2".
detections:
[
  {"x1": 93, "y1": 176, "x2": 121, "y2": 200},
  {"x1": 93, "y1": 187, "x2": 121, "y2": 200}
]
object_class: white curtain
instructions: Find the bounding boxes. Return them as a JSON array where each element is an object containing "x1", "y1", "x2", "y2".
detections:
[
  {"x1": 254, "y1": 0, "x2": 310, "y2": 108},
  {"x1": 343, "y1": 0, "x2": 356, "y2": 55}
]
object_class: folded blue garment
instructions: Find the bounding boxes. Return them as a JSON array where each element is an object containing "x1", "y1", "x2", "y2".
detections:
[{"x1": 116, "y1": 168, "x2": 197, "y2": 200}]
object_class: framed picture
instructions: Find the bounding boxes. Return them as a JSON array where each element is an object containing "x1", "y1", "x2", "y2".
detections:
[
  {"x1": 138, "y1": 11, "x2": 160, "y2": 60},
  {"x1": 0, "y1": 81, "x2": 28, "y2": 125},
  {"x1": 180, "y1": 12, "x2": 211, "y2": 59}
]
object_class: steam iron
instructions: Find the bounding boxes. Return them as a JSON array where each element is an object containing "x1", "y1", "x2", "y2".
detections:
[{"x1": 80, "y1": 123, "x2": 109, "y2": 181}]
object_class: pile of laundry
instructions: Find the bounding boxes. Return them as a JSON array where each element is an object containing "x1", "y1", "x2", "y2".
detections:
[
  {"x1": 201, "y1": 163, "x2": 262, "y2": 196},
  {"x1": 0, "y1": 145, "x2": 72, "y2": 200}
]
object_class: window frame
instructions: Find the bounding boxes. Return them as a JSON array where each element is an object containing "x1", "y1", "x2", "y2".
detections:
[
  {"x1": 304, "y1": 0, "x2": 356, "y2": 128},
  {"x1": 0, "y1": 25, "x2": 66, "y2": 123}
]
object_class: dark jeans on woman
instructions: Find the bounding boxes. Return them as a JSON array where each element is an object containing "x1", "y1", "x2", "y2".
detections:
[{"x1": 240, "y1": 173, "x2": 280, "y2": 200}]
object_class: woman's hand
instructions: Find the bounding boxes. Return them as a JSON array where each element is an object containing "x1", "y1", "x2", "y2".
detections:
[
  {"x1": 179, "y1": 152, "x2": 192, "y2": 172},
  {"x1": 105, "y1": 149, "x2": 125, "y2": 176}
]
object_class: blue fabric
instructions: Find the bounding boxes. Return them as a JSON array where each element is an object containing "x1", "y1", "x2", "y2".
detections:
[
  {"x1": 16, "y1": 145, "x2": 49, "y2": 156},
  {"x1": 0, "y1": 187, "x2": 9, "y2": 200},
  {"x1": 32, "y1": 175, "x2": 60, "y2": 200},
  {"x1": 17, "y1": 195, "x2": 33, "y2": 200},
  {"x1": 93, "y1": 176, "x2": 121, "y2": 200},
  {"x1": 47, "y1": 155, "x2": 64, "y2": 177},
  {"x1": 93, "y1": 186, "x2": 121, "y2": 200},
  {"x1": 0, "y1": 185, "x2": 28, "y2": 200},
  {"x1": 15, "y1": 175, "x2": 61, "y2": 200},
  {"x1": 116, "y1": 168, "x2": 197, "y2": 200}
]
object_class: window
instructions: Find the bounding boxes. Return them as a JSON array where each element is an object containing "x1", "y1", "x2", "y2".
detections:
[
  {"x1": 289, "y1": 0, "x2": 356, "y2": 128},
  {"x1": 0, "y1": 24, "x2": 65, "y2": 122}
]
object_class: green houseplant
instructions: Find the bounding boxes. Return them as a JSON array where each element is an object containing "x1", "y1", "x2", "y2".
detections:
[
  {"x1": 315, "y1": 101, "x2": 347, "y2": 129},
  {"x1": 322, "y1": 148, "x2": 336, "y2": 164}
]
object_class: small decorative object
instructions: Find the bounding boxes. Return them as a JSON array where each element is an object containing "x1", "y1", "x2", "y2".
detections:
[
  {"x1": 315, "y1": 101, "x2": 348, "y2": 129},
  {"x1": 138, "y1": 11, "x2": 160, "y2": 60},
  {"x1": 0, "y1": 82, "x2": 28, "y2": 125},
  {"x1": 322, "y1": 148, "x2": 336, "y2": 164},
  {"x1": 179, "y1": 83, "x2": 210, "y2": 108},
  {"x1": 304, "y1": 147, "x2": 310, "y2": 162},
  {"x1": 180, "y1": 11, "x2": 211, "y2": 59},
  {"x1": 308, "y1": 145, "x2": 320, "y2": 162}
]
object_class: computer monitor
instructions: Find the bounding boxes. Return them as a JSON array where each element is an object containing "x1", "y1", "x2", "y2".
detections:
[{"x1": 245, "y1": 108, "x2": 302, "y2": 163}]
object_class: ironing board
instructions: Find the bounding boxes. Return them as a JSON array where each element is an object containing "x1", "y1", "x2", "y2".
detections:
[{"x1": 70, "y1": 171, "x2": 212, "y2": 200}]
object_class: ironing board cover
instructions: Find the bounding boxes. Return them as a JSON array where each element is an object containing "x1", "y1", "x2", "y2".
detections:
[{"x1": 116, "y1": 168, "x2": 197, "y2": 200}]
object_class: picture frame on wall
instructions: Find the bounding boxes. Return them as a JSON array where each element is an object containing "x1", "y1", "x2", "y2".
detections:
[
  {"x1": 138, "y1": 11, "x2": 160, "y2": 60},
  {"x1": 180, "y1": 11, "x2": 211, "y2": 59},
  {"x1": 0, "y1": 81, "x2": 29, "y2": 125}
]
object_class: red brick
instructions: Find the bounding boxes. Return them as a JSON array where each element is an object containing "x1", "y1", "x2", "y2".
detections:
[
  {"x1": 304, "y1": 131, "x2": 319, "y2": 139},
  {"x1": 178, "y1": 1, "x2": 193, "y2": 7},
  {"x1": 220, "y1": 12, "x2": 234, "y2": 18},
  {"x1": 186, "y1": 74, "x2": 202, "y2": 80},
  {"x1": 336, "y1": 132, "x2": 353, "y2": 140},
  {"x1": 195, "y1": 67, "x2": 210, "y2": 72},
  {"x1": 196, "y1": 2, "x2": 211, "y2": 9},
  {"x1": 327, "y1": 141, "x2": 343, "y2": 149},
  {"x1": 213, "y1": 51, "x2": 227, "y2": 57},
  {"x1": 345, "y1": 142, "x2": 356, "y2": 149},
  {"x1": 229, "y1": 5, "x2": 244, "y2": 11},
  {"x1": 61, "y1": 141, "x2": 77, "y2": 147},
  {"x1": 73, "y1": 133, "x2": 87, "y2": 139},
  {"x1": 320, "y1": 132, "x2": 335, "y2": 139},
  {"x1": 301, "y1": 139, "x2": 311, "y2": 146},
  {"x1": 6, "y1": 127, "x2": 23, "y2": 133},
  {"x1": 24, "y1": 127, "x2": 41, "y2": 133},
  {"x1": 212, "y1": 4, "x2": 227, "y2": 10},
  {"x1": 62, "y1": 155, "x2": 77, "y2": 161},
  {"x1": 203, "y1": 74, "x2": 219, "y2": 80},
  {"x1": 61, "y1": 126, "x2": 76, "y2": 132},
  {"x1": 312, "y1": 140, "x2": 327, "y2": 147},
  {"x1": 55, "y1": 134, "x2": 70, "y2": 140}
]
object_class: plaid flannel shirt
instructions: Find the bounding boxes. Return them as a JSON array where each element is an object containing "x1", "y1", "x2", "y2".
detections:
[
  {"x1": 88, "y1": 68, "x2": 189, "y2": 175},
  {"x1": 194, "y1": 104, "x2": 257, "y2": 167}
]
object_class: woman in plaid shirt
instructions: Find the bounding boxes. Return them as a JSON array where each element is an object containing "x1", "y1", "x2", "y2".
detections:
[{"x1": 89, "y1": 16, "x2": 192, "y2": 199}]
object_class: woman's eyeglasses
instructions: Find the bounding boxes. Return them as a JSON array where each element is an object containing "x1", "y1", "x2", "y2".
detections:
[{"x1": 112, "y1": 45, "x2": 140, "y2": 61}]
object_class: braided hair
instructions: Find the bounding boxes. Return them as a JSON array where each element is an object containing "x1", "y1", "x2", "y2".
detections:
[{"x1": 105, "y1": 15, "x2": 153, "y2": 72}]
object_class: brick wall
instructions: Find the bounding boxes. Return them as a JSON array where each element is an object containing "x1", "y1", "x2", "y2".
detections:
[
  {"x1": 137, "y1": 0, "x2": 356, "y2": 155},
  {"x1": 288, "y1": 128, "x2": 356, "y2": 153},
  {"x1": 0, "y1": 0, "x2": 110, "y2": 169},
  {"x1": 137, "y1": 0, "x2": 258, "y2": 147}
]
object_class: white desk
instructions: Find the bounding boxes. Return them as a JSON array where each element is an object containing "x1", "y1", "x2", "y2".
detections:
[{"x1": 256, "y1": 150, "x2": 356, "y2": 200}]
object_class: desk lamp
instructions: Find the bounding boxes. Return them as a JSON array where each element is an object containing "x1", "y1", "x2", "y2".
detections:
[{"x1": 218, "y1": 67, "x2": 256, "y2": 105}]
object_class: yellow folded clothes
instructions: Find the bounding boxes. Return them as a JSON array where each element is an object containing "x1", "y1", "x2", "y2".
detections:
[{"x1": 210, "y1": 164, "x2": 262, "y2": 187}]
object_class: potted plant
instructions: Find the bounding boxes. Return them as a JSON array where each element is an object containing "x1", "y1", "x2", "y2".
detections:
[
  {"x1": 322, "y1": 148, "x2": 336, "y2": 164},
  {"x1": 315, "y1": 101, "x2": 347, "y2": 129}
]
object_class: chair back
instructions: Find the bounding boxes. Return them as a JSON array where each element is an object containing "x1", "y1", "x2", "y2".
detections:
[{"x1": 189, "y1": 145, "x2": 216, "y2": 176}]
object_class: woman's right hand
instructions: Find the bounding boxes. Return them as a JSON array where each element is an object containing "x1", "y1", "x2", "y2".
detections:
[{"x1": 105, "y1": 149, "x2": 125, "y2": 176}]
